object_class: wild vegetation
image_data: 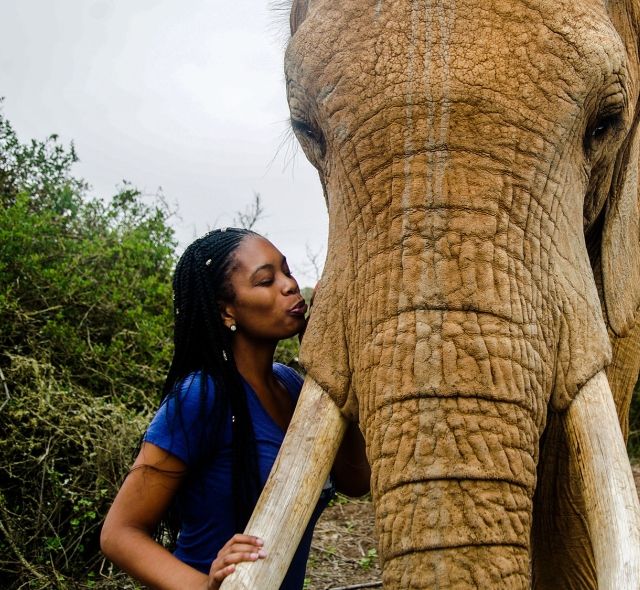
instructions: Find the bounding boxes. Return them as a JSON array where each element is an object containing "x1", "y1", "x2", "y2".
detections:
[
  {"x1": 0, "y1": 107, "x2": 178, "y2": 588},
  {"x1": 0, "y1": 109, "x2": 308, "y2": 589},
  {"x1": 0, "y1": 108, "x2": 637, "y2": 589}
]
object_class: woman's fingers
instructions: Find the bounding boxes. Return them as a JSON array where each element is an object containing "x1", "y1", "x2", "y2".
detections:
[
  {"x1": 223, "y1": 534, "x2": 264, "y2": 550},
  {"x1": 218, "y1": 547, "x2": 268, "y2": 564},
  {"x1": 219, "y1": 535, "x2": 267, "y2": 558},
  {"x1": 208, "y1": 535, "x2": 267, "y2": 588}
]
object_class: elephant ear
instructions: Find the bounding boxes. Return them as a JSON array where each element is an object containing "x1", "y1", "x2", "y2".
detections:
[
  {"x1": 290, "y1": 0, "x2": 309, "y2": 35},
  {"x1": 602, "y1": 123, "x2": 640, "y2": 337}
]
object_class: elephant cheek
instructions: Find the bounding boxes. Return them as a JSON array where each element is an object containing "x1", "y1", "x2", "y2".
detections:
[
  {"x1": 298, "y1": 189, "x2": 359, "y2": 421},
  {"x1": 549, "y1": 222, "x2": 612, "y2": 411}
]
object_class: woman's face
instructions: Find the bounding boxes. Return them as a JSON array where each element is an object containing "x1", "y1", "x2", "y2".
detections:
[{"x1": 222, "y1": 235, "x2": 307, "y2": 342}]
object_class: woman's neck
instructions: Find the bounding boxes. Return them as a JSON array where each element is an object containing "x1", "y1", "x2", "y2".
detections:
[
  {"x1": 231, "y1": 335, "x2": 278, "y2": 391},
  {"x1": 231, "y1": 335, "x2": 294, "y2": 430}
]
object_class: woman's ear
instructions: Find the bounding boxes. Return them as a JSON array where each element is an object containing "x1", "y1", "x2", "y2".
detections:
[
  {"x1": 218, "y1": 301, "x2": 236, "y2": 331},
  {"x1": 602, "y1": 123, "x2": 640, "y2": 337}
]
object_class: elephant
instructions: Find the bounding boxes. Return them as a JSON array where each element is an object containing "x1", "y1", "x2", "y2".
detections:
[{"x1": 222, "y1": 0, "x2": 640, "y2": 588}]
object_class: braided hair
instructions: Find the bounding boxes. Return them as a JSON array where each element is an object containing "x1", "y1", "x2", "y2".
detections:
[{"x1": 162, "y1": 227, "x2": 261, "y2": 532}]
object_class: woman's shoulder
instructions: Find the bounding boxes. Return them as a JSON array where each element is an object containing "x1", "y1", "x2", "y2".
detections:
[
  {"x1": 163, "y1": 371, "x2": 218, "y2": 414},
  {"x1": 273, "y1": 363, "x2": 304, "y2": 395},
  {"x1": 145, "y1": 371, "x2": 222, "y2": 464},
  {"x1": 176, "y1": 370, "x2": 214, "y2": 394}
]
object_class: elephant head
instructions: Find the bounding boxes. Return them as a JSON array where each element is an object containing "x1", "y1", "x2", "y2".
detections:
[{"x1": 222, "y1": 1, "x2": 640, "y2": 588}]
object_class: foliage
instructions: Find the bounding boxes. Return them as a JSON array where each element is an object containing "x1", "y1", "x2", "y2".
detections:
[
  {"x1": 0, "y1": 108, "x2": 176, "y2": 588},
  {"x1": 0, "y1": 357, "x2": 150, "y2": 589},
  {"x1": 275, "y1": 336, "x2": 301, "y2": 369},
  {"x1": 0, "y1": 186, "x2": 176, "y2": 407},
  {"x1": 357, "y1": 548, "x2": 378, "y2": 571}
]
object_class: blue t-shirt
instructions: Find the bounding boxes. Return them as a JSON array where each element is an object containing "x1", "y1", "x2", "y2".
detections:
[{"x1": 144, "y1": 363, "x2": 332, "y2": 589}]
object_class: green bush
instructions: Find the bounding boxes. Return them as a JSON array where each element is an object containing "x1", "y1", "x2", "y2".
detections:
[
  {"x1": 0, "y1": 107, "x2": 311, "y2": 588},
  {"x1": 0, "y1": 108, "x2": 175, "y2": 588},
  {"x1": 0, "y1": 357, "x2": 150, "y2": 588}
]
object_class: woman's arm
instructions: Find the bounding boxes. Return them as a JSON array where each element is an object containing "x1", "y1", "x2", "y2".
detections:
[
  {"x1": 100, "y1": 442, "x2": 265, "y2": 590},
  {"x1": 331, "y1": 421, "x2": 371, "y2": 497}
]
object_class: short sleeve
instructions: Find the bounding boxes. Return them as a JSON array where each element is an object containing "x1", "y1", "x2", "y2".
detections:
[
  {"x1": 144, "y1": 372, "x2": 217, "y2": 465},
  {"x1": 273, "y1": 363, "x2": 304, "y2": 401}
]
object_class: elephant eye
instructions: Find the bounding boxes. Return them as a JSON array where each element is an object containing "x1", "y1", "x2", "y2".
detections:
[
  {"x1": 291, "y1": 117, "x2": 326, "y2": 158},
  {"x1": 591, "y1": 116, "x2": 620, "y2": 139},
  {"x1": 585, "y1": 110, "x2": 624, "y2": 154}
]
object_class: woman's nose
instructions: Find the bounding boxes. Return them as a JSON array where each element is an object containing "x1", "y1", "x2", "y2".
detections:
[{"x1": 283, "y1": 275, "x2": 299, "y2": 294}]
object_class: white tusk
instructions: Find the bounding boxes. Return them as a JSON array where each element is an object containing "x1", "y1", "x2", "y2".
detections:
[
  {"x1": 563, "y1": 370, "x2": 640, "y2": 589},
  {"x1": 220, "y1": 377, "x2": 347, "y2": 590}
]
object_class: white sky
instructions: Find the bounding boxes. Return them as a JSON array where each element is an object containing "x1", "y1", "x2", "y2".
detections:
[{"x1": 0, "y1": 0, "x2": 328, "y2": 284}]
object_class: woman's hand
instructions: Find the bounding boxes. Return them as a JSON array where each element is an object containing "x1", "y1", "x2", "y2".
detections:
[{"x1": 207, "y1": 534, "x2": 267, "y2": 589}]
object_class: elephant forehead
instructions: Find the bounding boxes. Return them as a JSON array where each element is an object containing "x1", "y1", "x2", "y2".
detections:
[{"x1": 287, "y1": 0, "x2": 628, "y2": 126}]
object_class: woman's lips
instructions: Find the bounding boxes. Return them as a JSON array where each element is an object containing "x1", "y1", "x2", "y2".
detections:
[{"x1": 288, "y1": 300, "x2": 308, "y2": 316}]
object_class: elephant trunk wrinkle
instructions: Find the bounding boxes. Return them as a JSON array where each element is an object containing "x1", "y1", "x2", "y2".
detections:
[
  {"x1": 366, "y1": 389, "x2": 536, "y2": 416},
  {"x1": 383, "y1": 545, "x2": 530, "y2": 588},
  {"x1": 379, "y1": 474, "x2": 534, "y2": 496},
  {"x1": 388, "y1": 540, "x2": 530, "y2": 558},
  {"x1": 376, "y1": 476, "x2": 533, "y2": 585},
  {"x1": 387, "y1": 304, "x2": 521, "y2": 327}
]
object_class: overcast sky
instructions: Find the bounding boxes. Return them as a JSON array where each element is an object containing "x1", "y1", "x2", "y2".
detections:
[{"x1": 0, "y1": 0, "x2": 327, "y2": 284}]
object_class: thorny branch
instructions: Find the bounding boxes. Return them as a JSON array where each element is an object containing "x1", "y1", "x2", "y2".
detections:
[
  {"x1": 0, "y1": 368, "x2": 9, "y2": 411},
  {"x1": 0, "y1": 493, "x2": 47, "y2": 582}
]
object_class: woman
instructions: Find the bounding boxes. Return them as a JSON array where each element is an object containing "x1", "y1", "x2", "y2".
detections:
[{"x1": 100, "y1": 227, "x2": 370, "y2": 590}]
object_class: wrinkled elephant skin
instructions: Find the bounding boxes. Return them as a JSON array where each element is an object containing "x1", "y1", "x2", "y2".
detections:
[
  {"x1": 229, "y1": 1, "x2": 640, "y2": 589},
  {"x1": 287, "y1": 1, "x2": 640, "y2": 588}
]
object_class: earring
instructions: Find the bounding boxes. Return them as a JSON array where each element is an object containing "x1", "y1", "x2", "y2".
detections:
[{"x1": 230, "y1": 324, "x2": 237, "y2": 332}]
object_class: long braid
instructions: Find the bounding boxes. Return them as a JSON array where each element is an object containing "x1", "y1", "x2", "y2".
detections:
[{"x1": 162, "y1": 227, "x2": 261, "y2": 532}]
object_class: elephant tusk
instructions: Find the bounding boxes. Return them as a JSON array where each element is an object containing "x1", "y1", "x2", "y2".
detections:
[
  {"x1": 220, "y1": 377, "x2": 347, "y2": 590},
  {"x1": 563, "y1": 370, "x2": 640, "y2": 590}
]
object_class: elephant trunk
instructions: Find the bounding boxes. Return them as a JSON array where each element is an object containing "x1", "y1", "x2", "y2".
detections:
[
  {"x1": 367, "y1": 384, "x2": 536, "y2": 588},
  {"x1": 302, "y1": 199, "x2": 556, "y2": 586}
]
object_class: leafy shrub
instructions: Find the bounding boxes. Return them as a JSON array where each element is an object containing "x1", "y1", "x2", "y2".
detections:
[
  {"x1": 0, "y1": 107, "x2": 175, "y2": 588},
  {"x1": 0, "y1": 356, "x2": 150, "y2": 588},
  {"x1": 0, "y1": 107, "x2": 312, "y2": 588}
]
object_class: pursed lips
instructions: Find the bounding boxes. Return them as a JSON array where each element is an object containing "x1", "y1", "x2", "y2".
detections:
[{"x1": 288, "y1": 299, "x2": 308, "y2": 316}]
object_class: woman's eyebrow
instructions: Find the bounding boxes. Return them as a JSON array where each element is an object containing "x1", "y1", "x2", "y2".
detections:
[
  {"x1": 250, "y1": 263, "x2": 275, "y2": 280},
  {"x1": 249, "y1": 256, "x2": 287, "y2": 280}
]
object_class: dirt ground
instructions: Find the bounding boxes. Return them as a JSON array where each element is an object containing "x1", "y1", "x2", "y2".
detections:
[
  {"x1": 305, "y1": 463, "x2": 640, "y2": 590},
  {"x1": 305, "y1": 494, "x2": 380, "y2": 590}
]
